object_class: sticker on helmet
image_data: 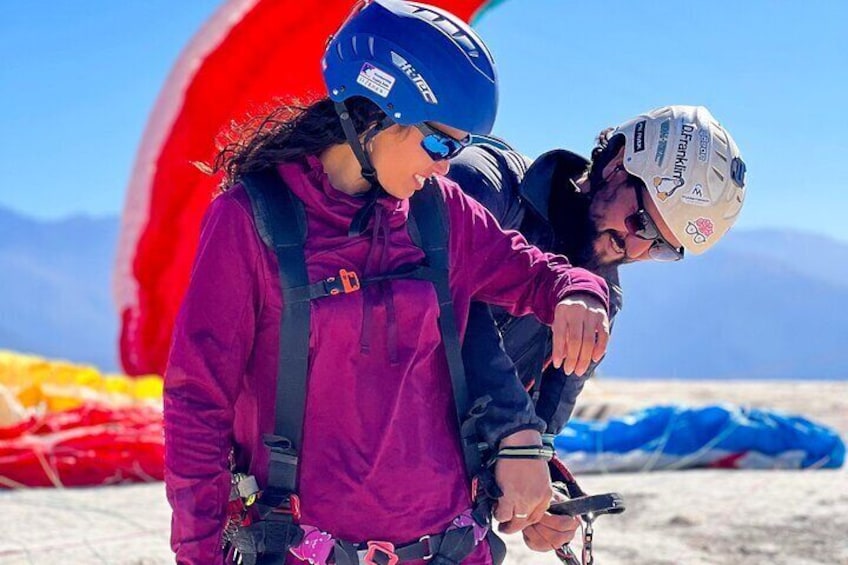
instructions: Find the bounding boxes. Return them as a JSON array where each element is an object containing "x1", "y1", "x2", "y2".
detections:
[
  {"x1": 697, "y1": 129, "x2": 710, "y2": 162},
  {"x1": 654, "y1": 120, "x2": 671, "y2": 166},
  {"x1": 652, "y1": 175, "x2": 685, "y2": 201},
  {"x1": 731, "y1": 157, "x2": 747, "y2": 188},
  {"x1": 681, "y1": 183, "x2": 711, "y2": 207},
  {"x1": 634, "y1": 120, "x2": 646, "y2": 153},
  {"x1": 685, "y1": 217, "x2": 715, "y2": 244},
  {"x1": 391, "y1": 52, "x2": 438, "y2": 104},
  {"x1": 356, "y1": 63, "x2": 396, "y2": 98},
  {"x1": 672, "y1": 122, "x2": 695, "y2": 185}
]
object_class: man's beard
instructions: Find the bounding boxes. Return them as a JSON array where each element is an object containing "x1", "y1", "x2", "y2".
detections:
[{"x1": 549, "y1": 182, "x2": 603, "y2": 269}]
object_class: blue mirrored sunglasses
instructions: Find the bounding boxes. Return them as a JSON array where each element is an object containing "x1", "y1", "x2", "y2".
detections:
[{"x1": 415, "y1": 123, "x2": 470, "y2": 161}]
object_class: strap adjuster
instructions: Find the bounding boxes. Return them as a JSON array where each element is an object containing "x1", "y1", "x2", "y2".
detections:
[
  {"x1": 324, "y1": 268, "x2": 361, "y2": 295},
  {"x1": 271, "y1": 493, "x2": 302, "y2": 522},
  {"x1": 364, "y1": 540, "x2": 398, "y2": 565}
]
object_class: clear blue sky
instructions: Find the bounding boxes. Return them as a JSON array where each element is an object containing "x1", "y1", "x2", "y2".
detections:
[{"x1": 2, "y1": 1, "x2": 847, "y2": 242}]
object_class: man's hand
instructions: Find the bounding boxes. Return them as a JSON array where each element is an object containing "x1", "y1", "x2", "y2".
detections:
[
  {"x1": 522, "y1": 489, "x2": 581, "y2": 552},
  {"x1": 551, "y1": 294, "x2": 609, "y2": 376},
  {"x1": 493, "y1": 429, "x2": 552, "y2": 534}
]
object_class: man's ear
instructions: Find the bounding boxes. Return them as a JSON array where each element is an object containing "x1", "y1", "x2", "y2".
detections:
[{"x1": 599, "y1": 145, "x2": 626, "y2": 182}]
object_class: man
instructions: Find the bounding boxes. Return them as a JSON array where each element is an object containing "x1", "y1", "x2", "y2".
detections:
[{"x1": 449, "y1": 105, "x2": 747, "y2": 552}]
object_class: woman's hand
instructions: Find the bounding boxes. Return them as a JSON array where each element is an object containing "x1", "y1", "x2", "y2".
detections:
[
  {"x1": 550, "y1": 294, "x2": 610, "y2": 376},
  {"x1": 493, "y1": 429, "x2": 552, "y2": 534},
  {"x1": 521, "y1": 489, "x2": 581, "y2": 552}
]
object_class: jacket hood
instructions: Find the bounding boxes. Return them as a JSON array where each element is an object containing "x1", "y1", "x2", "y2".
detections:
[{"x1": 277, "y1": 155, "x2": 410, "y2": 235}]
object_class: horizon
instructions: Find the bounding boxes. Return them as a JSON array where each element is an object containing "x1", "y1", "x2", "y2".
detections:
[{"x1": 4, "y1": 200, "x2": 848, "y2": 247}]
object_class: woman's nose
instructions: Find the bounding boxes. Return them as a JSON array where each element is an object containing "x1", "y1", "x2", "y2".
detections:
[{"x1": 431, "y1": 159, "x2": 450, "y2": 177}]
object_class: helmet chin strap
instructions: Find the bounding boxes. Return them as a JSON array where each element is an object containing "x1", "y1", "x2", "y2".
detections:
[{"x1": 334, "y1": 101, "x2": 387, "y2": 237}]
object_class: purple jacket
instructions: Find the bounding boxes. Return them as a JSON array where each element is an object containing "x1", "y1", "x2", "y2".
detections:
[{"x1": 163, "y1": 156, "x2": 609, "y2": 564}]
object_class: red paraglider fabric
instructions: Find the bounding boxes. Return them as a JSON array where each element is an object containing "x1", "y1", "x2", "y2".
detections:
[
  {"x1": 0, "y1": 405, "x2": 163, "y2": 488},
  {"x1": 115, "y1": 0, "x2": 494, "y2": 375}
]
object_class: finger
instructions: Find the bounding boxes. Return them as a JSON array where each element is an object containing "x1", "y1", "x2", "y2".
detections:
[
  {"x1": 526, "y1": 499, "x2": 548, "y2": 527},
  {"x1": 551, "y1": 306, "x2": 567, "y2": 369},
  {"x1": 522, "y1": 526, "x2": 553, "y2": 553},
  {"x1": 522, "y1": 522, "x2": 561, "y2": 551},
  {"x1": 537, "y1": 514, "x2": 581, "y2": 535},
  {"x1": 499, "y1": 509, "x2": 533, "y2": 534},
  {"x1": 592, "y1": 315, "x2": 610, "y2": 363},
  {"x1": 573, "y1": 321, "x2": 596, "y2": 376},
  {"x1": 493, "y1": 499, "x2": 514, "y2": 524},
  {"x1": 562, "y1": 319, "x2": 584, "y2": 375}
]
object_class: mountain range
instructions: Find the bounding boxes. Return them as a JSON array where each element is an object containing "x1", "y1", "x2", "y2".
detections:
[{"x1": 1, "y1": 206, "x2": 845, "y2": 379}]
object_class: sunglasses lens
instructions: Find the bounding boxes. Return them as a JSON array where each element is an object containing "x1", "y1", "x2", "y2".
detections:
[
  {"x1": 625, "y1": 211, "x2": 658, "y2": 240},
  {"x1": 421, "y1": 135, "x2": 452, "y2": 159},
  {"x1": 416, "y1": 123, "x2": 469, "y2": 161},
  {"x1": 649, "y1": 242, "x2": 683, "y2": 262}
]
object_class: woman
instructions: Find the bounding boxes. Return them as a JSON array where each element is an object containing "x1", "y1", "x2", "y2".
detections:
[{"x1": 164, "y1": 1, "x2": 610, "y2": 564}]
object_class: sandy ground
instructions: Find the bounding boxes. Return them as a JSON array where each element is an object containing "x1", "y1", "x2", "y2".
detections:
[{"x1": 1, "y1": 380, "x2": 845, "y2": 565}]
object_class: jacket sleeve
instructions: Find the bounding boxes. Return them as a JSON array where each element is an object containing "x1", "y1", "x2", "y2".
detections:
[
  {"x1": 462, "y1": 302, "x2": 545, "y2": 447},
  {"x1": 535, "y1": 266, "x2": 623, "y2": 434},
  {"x1": 536, "y1": 363, "x2": 591, "y2": 434},
  {"x1": 163, "y1": 191, "x2": 264, "y2": 565},
  {"x1": 450, "y1": 147, "x2": 546, "y2": 445},
  {"x1": 440, "y1": 177, "x2": 610, "y2": 324}
]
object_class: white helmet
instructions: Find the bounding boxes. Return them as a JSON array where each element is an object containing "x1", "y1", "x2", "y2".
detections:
[{"x1": 613, "y1": 105, "x2": 747, "y2": 254}]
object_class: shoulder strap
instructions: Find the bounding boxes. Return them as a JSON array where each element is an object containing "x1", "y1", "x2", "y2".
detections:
[
  {"x1": 408, "y1": 179, "x2": 483, "y2": 480},
  {"x1": 241, "y1": 168, "x2": 309, "y2": 497}
]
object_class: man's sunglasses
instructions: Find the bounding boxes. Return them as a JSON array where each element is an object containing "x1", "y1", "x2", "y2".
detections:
[
  {"x1": 625, "y1": 183, "x2": 684, "y2": 262},
  {"x1": 415, "y1": 123, "x2": 471, "y2": 161}
]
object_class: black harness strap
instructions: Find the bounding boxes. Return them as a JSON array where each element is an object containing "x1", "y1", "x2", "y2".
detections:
[
  {"x1": 408, "y1": 179, "x2": 483, "y2": 479},
  {"x1": 409, "y1": 180, "x2": 505, "y2": 564},
  {"x1": 242, "y1": 169, "x2": 308, "y2": 495},
  {"x1": 240, "y1": 170, "x2": 309, "y2": 565}
]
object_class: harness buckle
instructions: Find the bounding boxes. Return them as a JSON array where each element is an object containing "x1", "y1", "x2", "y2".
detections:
[
  {"x1": 364, "y1": 540, "x2": 398, "y2": 565},
  {"x1": 324, "y1": 269, "x2": 361, "y2": 295},
  {"x1": 418, "y1": 535, "x2": 433, "y2": 561},
  {"x1": 271, "y1": 493, "x2": 302, "y2": 522}
]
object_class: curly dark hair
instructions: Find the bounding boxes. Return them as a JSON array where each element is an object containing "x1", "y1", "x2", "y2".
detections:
[
  {"x1": 587, "y1": 127, "x2": 625, "y2": 192},
  {"x1": 209, "y1": 96, "x2": 386, "y2": 190}
]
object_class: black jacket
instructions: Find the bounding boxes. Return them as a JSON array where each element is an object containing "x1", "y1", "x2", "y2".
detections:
[{"x1": 448, "y1": 142, "x2": 623, "y2": 444}]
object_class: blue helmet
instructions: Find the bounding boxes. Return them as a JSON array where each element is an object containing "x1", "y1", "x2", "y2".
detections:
[{"x1": 322, "y1": 0, "x2": 498, "y2": 135}]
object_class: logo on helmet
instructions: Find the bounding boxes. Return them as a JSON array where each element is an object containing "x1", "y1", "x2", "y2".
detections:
[
  {"x1": 356, "y1": 63, "x2": 396, "y2": 98},
  {"x1": 672, "y1": 122, "x2": 695, "y2": 184},
  {"x1": 697, "y1": 129, "x2": 710, "y2": 162},
  {"x1": 685, "y1": 217, "x2": 714, "y2": 245},
  {"x1": 681, "y1": 183, "x2": 711, "y2": 207},
  {"x1": 652, "y1": 175, "x2": 685, "y2": 201},
  {"x1": 634, "y1": 120, "x2": 646, "y2": 153},
  {"x1": 654, "y1": 120, "x2": 671, "y2": 166},
  {"x1": 391, "y1": 52, "x2": 438, "y2": 104}
]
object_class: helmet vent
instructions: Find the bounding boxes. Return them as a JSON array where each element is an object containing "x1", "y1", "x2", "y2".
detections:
[
  {"x1": 368, "y1": 36, "x2": 375, "y2": 56},
  {"x1": 352, "y1": 35, "x2": 359, "y2": 55},
  {"x1": 711, "y1": 167, "x2": 726, "y2": 182},
  {"x1": 411, "y1": 7, "x2": 476, "y2": 55},
  {"x1": 336, "y1": 41, "x2": 344, "y2": 60}
]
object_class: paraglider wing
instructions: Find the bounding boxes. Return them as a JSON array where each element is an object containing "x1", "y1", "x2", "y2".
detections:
[{"x1": 115, "y1": 0, "x2": 495, "y2": 375}]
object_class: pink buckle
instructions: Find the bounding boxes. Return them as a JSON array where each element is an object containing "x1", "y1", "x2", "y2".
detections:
[
  {"x1": 364, "y1": 540, "x2": 398, "y2": 565},
  {"x1": 288, "y1": 526, "x2": 334, "y2": 565},
  {"x1": 451, "y1": 510, "x2": 488, "y2": 544}
]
